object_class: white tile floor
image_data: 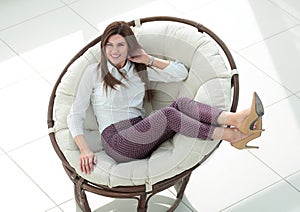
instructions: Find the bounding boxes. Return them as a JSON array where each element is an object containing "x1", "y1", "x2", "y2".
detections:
[{"x1": 0, "y1": 0, "x2": 300, "y2": 211}]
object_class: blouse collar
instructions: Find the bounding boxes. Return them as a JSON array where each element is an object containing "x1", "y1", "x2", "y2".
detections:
[
  {"x1": 107, "y1": 60, "x2": 132, "y2": 74},
  {"x1": 107, "y1": 60, "x2": 133, "y2": 80}
]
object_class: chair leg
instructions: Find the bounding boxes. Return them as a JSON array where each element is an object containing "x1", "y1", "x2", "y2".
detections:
[
  {"x1": 167, "y1": 173, "x2": 192, "y2": 212},
  {"x1": 137, "y1": 193, "x2": 148, "y2": 212},
  {"x1": 74, "y1": 178, "x2": 91, "y2": 212},
  {"x1": 76, "y1": 200, "x2": 83, "y2": 212},
  {"x1": 176, "y1": 173, "x2": 191, "y2": 199}
]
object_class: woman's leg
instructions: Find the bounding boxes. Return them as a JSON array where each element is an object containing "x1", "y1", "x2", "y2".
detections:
[
  {"x1": 171, "y1": 97, "x2": 252, "y2": 129},
  {"x1": 101, "y1": 115, "x2": 175, "y2": 163},
  {"x1": 102, "y1": 105, "x2": 219, "y2": 163},
  {"x1": 170, "y1": 97, "x2": 223, "y2": 125}
]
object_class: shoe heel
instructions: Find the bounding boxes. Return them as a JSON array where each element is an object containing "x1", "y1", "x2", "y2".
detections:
[
  {"x1": 232, "y1": 142, "x2": 259, "y2": 150},
  {"x1": 245, "y1": 145, "x2": 259, "y2": 149},
  {"x1": 231, "y1": 132, "x2": 261, "y2": 150}
]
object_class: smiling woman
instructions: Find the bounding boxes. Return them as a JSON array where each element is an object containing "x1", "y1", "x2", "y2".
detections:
[
  {"x1": 48, "y1": 16, "x2": 241, "y2": 212},
  {"x1": 67, "y1": 20, "x2": 264, "y2": 169}
]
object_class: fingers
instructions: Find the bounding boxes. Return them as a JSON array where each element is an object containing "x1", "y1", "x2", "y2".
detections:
[
  {"x1": 130, "y1": 48, "x2": 146, "y2": 57},
  {"x1": 93, "y1": 156, "x2": 97, "y2": 166},
  {"x1": 80, "y1": 155, "x2": 97, "y2": 174},
  {"x1": 128, "y1": 49, "x2": 149, "y2": 64},
  {"x1": 80, "y1": 158, "x2": 91, "y2": 174},
  {"x1": 128, "y1": 55, "x2": 149, "y2": 65}
]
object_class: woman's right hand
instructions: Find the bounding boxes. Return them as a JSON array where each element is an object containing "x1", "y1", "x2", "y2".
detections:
[
  {"x1": 74, "y1": 135, "x2": 97, "y2": 174},
  {"x1": 79, "y1": 149, "x2": 97, "y2": 174}
]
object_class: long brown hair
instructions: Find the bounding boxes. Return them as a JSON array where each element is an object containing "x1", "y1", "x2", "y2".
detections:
[{"x1": 99, "y1": 21, "x2": 152, "y2": 101}]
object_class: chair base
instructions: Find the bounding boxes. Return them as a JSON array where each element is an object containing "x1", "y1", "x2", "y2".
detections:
[{"x1": 74, "y1": 172, "x2": 192, "y2": 212}]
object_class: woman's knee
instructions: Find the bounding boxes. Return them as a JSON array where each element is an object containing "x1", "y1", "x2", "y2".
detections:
[
  {"x1": 161, "y1": 107, "x2": 181, "y2": 123},
  {"x1": 176, "y1": 96, "x2": 191, "y2": 103},
  {"x1": 170, "y1": 96, "x2": 190, "y2": 108}
]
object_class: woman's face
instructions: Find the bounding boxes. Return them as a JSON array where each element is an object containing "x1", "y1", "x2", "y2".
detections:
[{"x1": 105, "y1": 34, "x2": 128, "y2": 69}]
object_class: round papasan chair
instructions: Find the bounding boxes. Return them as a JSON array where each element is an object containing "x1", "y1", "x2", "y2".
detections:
[{"x1": 47, "y1": 16, "x2": 239, "y2": 212}]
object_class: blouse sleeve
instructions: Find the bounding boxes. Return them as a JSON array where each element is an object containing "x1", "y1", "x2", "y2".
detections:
[
  {"x1": 67, "y1": 64, "x2": 97, "y2": 138},
  {"x1": 147, "y1": 60, "x2": 188, "y2": 82}
]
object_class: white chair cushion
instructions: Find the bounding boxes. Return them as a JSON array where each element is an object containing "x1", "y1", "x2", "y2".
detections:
[{"x1": 53, "y1": 22, "x2": 232, "y2": 190}]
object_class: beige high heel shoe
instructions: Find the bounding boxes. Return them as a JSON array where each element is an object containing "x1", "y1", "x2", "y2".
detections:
[
  {"x1": 239, "y1": 92, "x2": 265, "y2": 134},
  {"x1": 232, "y1": 118, "x2": 263, "y2": 150}
]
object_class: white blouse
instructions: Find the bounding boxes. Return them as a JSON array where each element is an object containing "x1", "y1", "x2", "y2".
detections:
[{"x1": 67, "y1": 60, "x2": 188, "y2": 138}]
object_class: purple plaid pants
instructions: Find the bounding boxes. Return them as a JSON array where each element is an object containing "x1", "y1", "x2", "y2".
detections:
[{"x1": 101, "y1": 97, "x2": 223, "y2": 163}]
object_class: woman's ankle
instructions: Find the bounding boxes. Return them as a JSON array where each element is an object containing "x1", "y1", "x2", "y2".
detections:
[
  {"x1": 212, "y1": 127, "x2": 246, "y2": 143},
  {"x1": 216, "y1": 111, "x2": 237, "y2": 127},
  {"x1": 216, "y1": 111, "x2": 227, "y2": 126},
  {"x1": 211, "y1": 127, "x2": 233, "y2": 141}
]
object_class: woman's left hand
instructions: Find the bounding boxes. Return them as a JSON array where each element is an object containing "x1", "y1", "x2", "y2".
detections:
[{"x1": 128, "y1": 48, "x2": 150, "y2": 65}]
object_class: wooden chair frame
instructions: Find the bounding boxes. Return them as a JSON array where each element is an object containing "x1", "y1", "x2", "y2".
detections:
[{"x1": 47, "y1": 16, "x2": 239, "y2": 212}]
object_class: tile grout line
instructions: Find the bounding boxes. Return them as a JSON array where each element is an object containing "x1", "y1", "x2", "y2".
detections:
[
  {"x1": 294, "y1": 91, "x2": 300, "y2": 100},
  {"x1": 265, "y1": 93, "x2": 297, "y2": 108},
  {"x1": 162, "y1": 0, "x2": 187, "y2": 16},
  {"x1": 46, "y1": 198, "x2": 75, "y2": 212},
  {"x1": 219, "y1": 178, "x2": 285, "y2": 211},
  {"x1": 168, "y1": 0, "x2": 225, "y2": 16},
  {"x1": 45, "y1": 205, "x2": 63, "y2": 212},
  {"x1": 220, "y1": 146, "x2": 300, "y2": 210},
  {"x1": 236, "y1": 23, "x2": 300, "y2": 52},
  {"x1": 234, "y1": 49, "x2": 297, "y2": 99},
  {"x1": 57, "y1": 197, "x2": 74, "y2": 207},
  {"x1": 0, "y1": 5, "x2": 66, "y2": 33},
  {"x1": 3, "y1": 149, "x2": 62, "y2": 210},
  {"x1": 247, "y1": 150, "x2": 285, "y2": 178},
  {"x1": 267, "y1": 0, "x2": 300, "y2": 22},
  {"x1": 167, "y1": 188, "x2": 195, "y2": 211},
  {"x1": 58, "y1": 0, "x2": 81, "y2": 5},
  {"x1": 0, "y1": 3, "x2": 98, "y2": 88},
  {"x1": 2, "y1": 135, "x2": 68, "y2": 211},
  {"x1": 4, "y1": 135, "x2": 49, "y2": 155},
  {"x1": 0, "y1": 70, "x2": 43, "y2": 90},
  {"x1": 282, "y1": 170, "x2": 300, "y2": 193},
  {"x1": 62, "y1": 2, "x2": 99, "y2": 32},
  {"x1": 220, "y1": 170, "x2": 300, "y2": 211},
  {"x1": 247, "y1": 150, "x2": 300, "y2": 193},
  {"x1": 0, "y1": 38, "x2": 53, "y2": 86}
]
